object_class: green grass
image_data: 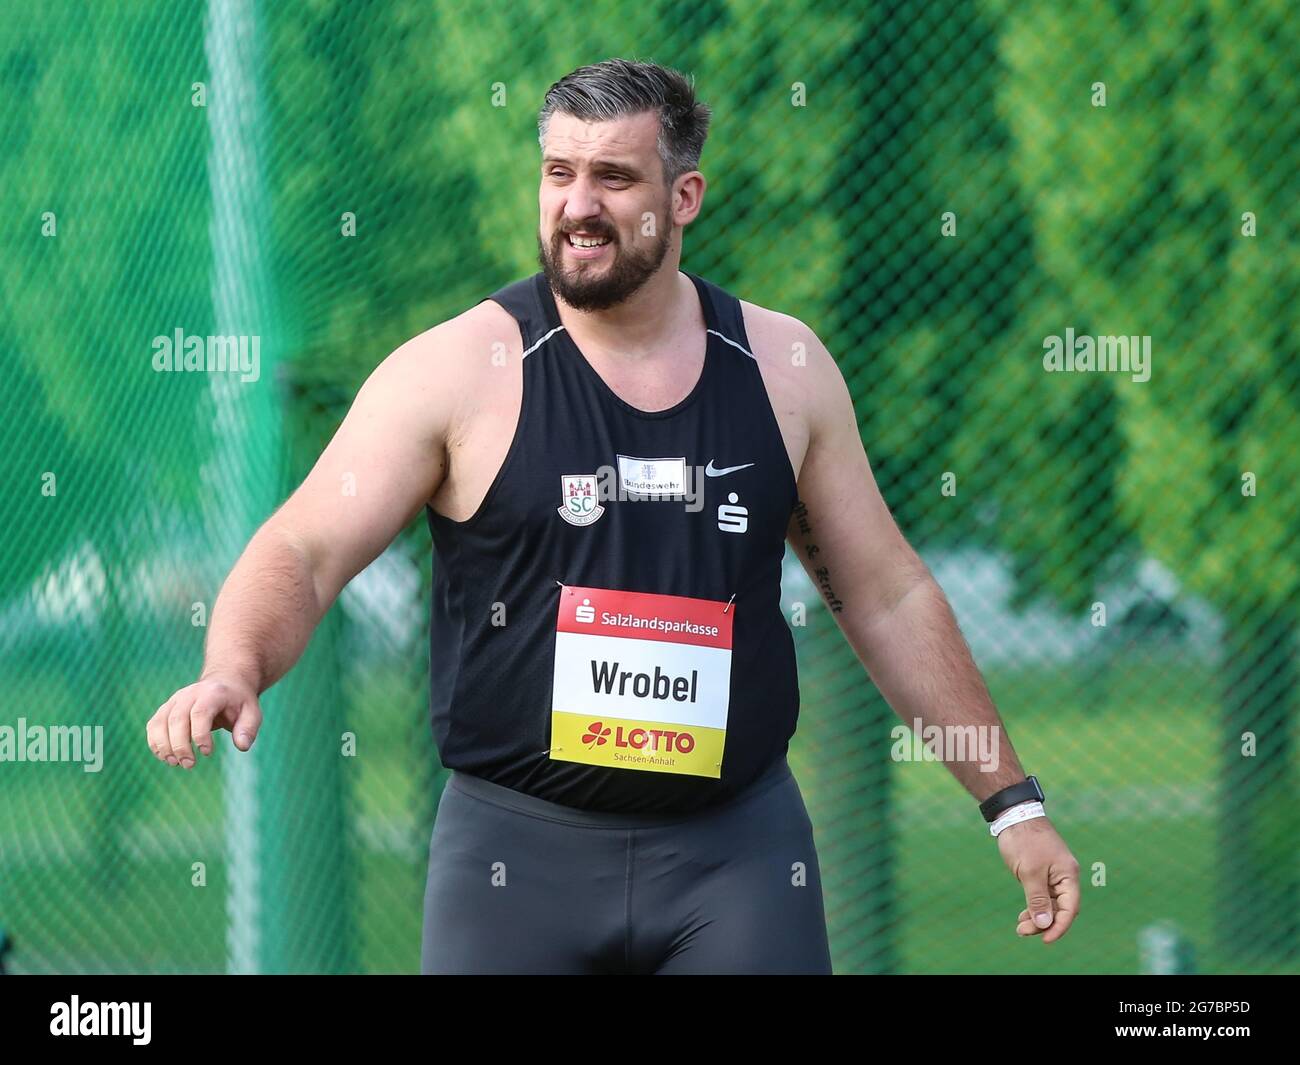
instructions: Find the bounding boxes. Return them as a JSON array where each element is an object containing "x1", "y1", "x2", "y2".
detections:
[{"x1": 2, "y1": 655, "x2": 1298, "y2": 973}]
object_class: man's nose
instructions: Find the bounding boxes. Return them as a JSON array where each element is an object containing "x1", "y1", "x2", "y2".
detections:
[{"x1": 562, "y1": 178, "x2": 602, "y2": 227}]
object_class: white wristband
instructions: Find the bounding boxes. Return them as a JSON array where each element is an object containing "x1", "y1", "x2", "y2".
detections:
[{"x1": 990, "y1": 800, "x2": 1046, "y2": 837}]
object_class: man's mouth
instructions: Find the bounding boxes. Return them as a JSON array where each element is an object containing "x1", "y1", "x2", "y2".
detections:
[{"x1": 565, "y1": 232, "x2": 612, "y2": 249}]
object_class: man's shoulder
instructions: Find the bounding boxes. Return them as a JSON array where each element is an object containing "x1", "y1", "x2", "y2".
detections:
[
  {"x1": 355, "y1": 292, "x2": 526, "y2": 444},
  {"x1": 448, "y1": 291, "x2": 528, "y2": 354},
  {"x1": 736, "y1": 296, "x2": 835, "y2": 359},
  {"x1": 418, "y1": 291, "x2": 526, "y2": 354},
  {"x1": 382, "y1": 290, "x2": 525, "y2": 376},
  {"x1": 736, "y1": 298, "x2": 806, "y2": 352},
  {"x1": 735, "y1": 297, "x2": 843, "y2": 417}
]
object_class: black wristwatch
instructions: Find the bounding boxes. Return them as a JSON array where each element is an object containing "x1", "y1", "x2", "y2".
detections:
[{"x1": 979, "y1": 775, "x2": 1045, "y2": 823}]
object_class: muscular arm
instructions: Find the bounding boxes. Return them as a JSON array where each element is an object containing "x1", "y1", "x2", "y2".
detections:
[
  {"x1": 782, "y1": 324, "x2": 1027, "y2": 799},
  {"x1": 149, "y1": 316, "x2": 470, "y2": 768},
  {"x1": 203, "y1": 327, "x2": 458, "y2": 693}
]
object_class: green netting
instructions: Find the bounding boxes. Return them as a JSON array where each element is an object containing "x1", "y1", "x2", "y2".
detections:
[{"x1": 1, "y1": 0, "x2": 1297, "y2": 974}]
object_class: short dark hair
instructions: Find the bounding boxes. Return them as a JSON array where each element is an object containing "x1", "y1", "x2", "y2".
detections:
[{"x1": 538, "y1": 58, "x2": 712, "y2": 185}]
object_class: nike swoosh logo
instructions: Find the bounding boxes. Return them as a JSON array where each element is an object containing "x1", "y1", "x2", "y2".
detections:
[{"x1": 705, "y1": 460, "x2": 756, "y2": 477}]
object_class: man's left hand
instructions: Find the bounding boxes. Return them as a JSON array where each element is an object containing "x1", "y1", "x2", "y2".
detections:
[{"x1": 997, "y1": 816, "x2": 1080, "y2": 944}]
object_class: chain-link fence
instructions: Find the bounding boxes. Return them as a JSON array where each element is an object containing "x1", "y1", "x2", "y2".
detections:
[{"x1": 1, "y1": 0, "x2": 1296, "y2": 974}]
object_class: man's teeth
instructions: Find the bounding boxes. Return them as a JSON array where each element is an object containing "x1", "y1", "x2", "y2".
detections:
[{"x1": 568, "y1": 234, "x2": 610, "y2": 248}]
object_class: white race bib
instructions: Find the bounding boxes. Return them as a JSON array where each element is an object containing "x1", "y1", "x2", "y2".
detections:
[{"x1": 549, "y1": 584, "x2": 734, "y2": 777}]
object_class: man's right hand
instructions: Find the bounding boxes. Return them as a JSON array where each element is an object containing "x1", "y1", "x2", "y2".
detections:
[{"x1": 147, "y1": 676, "x2": 263, "y2": 769}]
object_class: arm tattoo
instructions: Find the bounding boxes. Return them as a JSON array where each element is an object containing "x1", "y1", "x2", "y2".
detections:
[{"x1": 791, "y1": 498, "x2": 844, "y2": 613}]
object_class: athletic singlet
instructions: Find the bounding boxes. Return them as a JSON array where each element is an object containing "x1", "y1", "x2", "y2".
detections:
[{"x1": 425, "y1": 270, "x2": 799, "y2": 815}]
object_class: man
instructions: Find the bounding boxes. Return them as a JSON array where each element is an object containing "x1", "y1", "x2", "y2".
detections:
[{"x1": 147, "y1": 58, "x2": 1079, "y2": 974}]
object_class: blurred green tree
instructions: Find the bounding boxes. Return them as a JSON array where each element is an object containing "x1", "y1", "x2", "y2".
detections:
[{"x1": 983, "y1": 0, "x2": 1300, "y2": 965}]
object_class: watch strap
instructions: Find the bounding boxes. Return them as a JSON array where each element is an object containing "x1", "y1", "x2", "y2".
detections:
[{"x1": 979, "y1": 775, "x2": 1044, "y2": 822}]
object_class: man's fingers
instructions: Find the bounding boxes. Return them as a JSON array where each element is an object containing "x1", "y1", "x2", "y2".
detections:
[
  {"x1": 189, "y1": 699, "x2": 221, "y2": 759},
  {"x1": 1022, "y1": 871, "x2": 1055, "y2": 931},
  {"x1": 1042, "y1": 872, "x2": 1080, "y2": 943},
  {"x1": 230, "y1": 700, "x2": 263, "y2": 752},
  {"x1": 147, "y1": 700, "x2": 177, "y2": 765},
  {"x1": 150, "y1": 679, "x2": 260, "y2": 768},
  {"x1": 1015, "y1": 908, "x2": 1041, "y2": 937},
  {"x1": 1015, "y1": 868, "x2": 1081, "y2": 942},
  {"x1": 167, "y1": 696, "x2": 199, "y2": 769}
]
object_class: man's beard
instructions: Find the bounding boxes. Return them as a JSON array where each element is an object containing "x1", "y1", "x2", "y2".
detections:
[{"x1": 537, "y1": 216, "x2": 673, "y2": 312}]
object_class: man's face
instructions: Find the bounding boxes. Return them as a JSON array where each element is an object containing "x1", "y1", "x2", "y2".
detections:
[{"x1": 537, "y1": 110, "x2": 675, "y2": 311}]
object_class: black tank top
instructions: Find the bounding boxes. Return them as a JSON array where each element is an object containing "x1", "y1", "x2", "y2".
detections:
[{"x1": 425, "y1": 270, "x2": 800, "y2": 815}]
